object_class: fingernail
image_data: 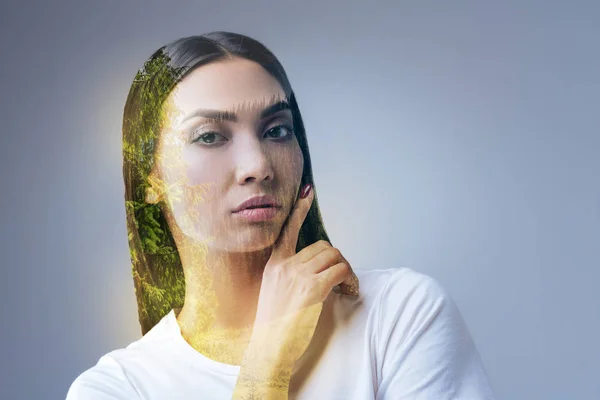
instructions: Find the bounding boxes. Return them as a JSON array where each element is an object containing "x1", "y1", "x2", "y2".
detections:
[{"x1": 300, "y1": 184, "x2": 312, "y2": 199}]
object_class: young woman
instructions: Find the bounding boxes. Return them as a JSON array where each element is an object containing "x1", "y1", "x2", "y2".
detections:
[{"x1": 67, "y1": 32, "x2": 496, "y2": 399}]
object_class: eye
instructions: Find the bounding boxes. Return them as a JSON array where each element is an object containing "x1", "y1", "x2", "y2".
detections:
[
  {"x1": 265, "y1": 124, "x2": 295, "y2": 140},
  {"x1": 191, "y1": 131, "x2": 227, "y2": 145},
  {"x1": 190, "y1": 124, "x2": 295, "y2": 146}
]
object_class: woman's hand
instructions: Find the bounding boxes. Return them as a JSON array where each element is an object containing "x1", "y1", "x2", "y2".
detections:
[{"x1": 248, "y1": 183, "x2": 360, "y2": 368}]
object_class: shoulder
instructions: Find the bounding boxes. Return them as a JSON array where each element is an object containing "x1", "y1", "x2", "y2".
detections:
[
  {"x1": 352, "y1": 267, "x2": 466, "y2": 358},
  {"x1": 66, "y1": 353, "x2": 141, "y2": 399},
  {"x1": 368, "y1": 267, "x2": 460, "y2": 343},
  {"x1": 66, "y1": 310, "x2": 177, "y2": 399},
  {"x1": 349, "y1": 267, "x2": 457, "y2": 352},
  {"x1": 364, "y1": 268, "x2": 497, "y2": 399},
  {"x1": 378, "y1": 266, "x2": 450, "y2": 309},
  {"x1": 353, "y1": 266, "x2": 448, "y2": 309}
]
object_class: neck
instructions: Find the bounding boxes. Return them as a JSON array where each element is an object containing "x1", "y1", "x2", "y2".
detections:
[{"x1": 174, "y1": 239, "x2": 273, "y2": 361}]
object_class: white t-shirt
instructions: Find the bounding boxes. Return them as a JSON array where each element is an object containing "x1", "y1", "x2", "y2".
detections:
[{"x1": 66, "y1": 267, "x2": 496, "y2": 399}]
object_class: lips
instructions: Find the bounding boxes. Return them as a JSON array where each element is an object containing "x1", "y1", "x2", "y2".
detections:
[{"x1": 232, "y1": 194, "x2": 281, "y2": 213}]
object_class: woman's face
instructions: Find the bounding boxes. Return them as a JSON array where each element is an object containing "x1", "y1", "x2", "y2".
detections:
[{"x1": 151, "y1": 57, "x2": 304, "y2": 252}]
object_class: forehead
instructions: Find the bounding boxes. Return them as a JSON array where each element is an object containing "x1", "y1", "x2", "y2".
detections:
[{"x1": 168, "y1": 57, "x2": 287, "y2": 120}]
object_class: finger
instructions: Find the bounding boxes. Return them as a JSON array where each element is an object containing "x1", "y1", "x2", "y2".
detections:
[
  {"x1": 300, "y1": 245, "x2": 359, "y2": 296},
  {"x1": 270, "y1": 183, "x2": 314, "y2": 263},
  {"x1": 312, "y1": 250, "x2": 359, "y2": 297},
  {"x1": 338, "y1": 270, "x2": 360, "y2": 296},
  {"x1": 316, "y1": 262, "x2": 354, "y2": 295},
  {"x1": 303, "y1": 246, "x2": 343, "y2": 274},
  {"x1": 292, "y1": 239, "x2": 331, "y2": 264}
]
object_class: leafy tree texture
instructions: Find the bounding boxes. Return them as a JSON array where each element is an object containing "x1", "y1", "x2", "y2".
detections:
[{"x1": 123, "y1": 48, "x2": 189, "y2": 334}]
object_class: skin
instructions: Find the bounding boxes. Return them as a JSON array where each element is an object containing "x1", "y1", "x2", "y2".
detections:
[{"x1": 145, "y1": 56, "x2": 305, "y2": 364}]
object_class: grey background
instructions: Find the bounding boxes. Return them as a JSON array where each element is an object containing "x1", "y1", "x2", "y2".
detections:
[{"x1": 1, "y1": 1, "x2": 598, "y2": 399}]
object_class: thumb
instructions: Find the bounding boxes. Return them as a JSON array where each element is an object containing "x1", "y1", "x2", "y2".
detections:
[{"x1": 270, "y1": 183, "x2": 314, "y2": 263}]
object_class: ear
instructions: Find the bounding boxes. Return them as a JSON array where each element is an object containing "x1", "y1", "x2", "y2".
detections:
[
  {"x1": 145, "y1": 170, "x2": 164, "y2": 204},
  {"x1": 145, "y1": 187, "x2": 162, "y2": 204}
]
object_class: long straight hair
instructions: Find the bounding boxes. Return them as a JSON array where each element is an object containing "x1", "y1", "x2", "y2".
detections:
[{"x1": 122, "y1": 32, "x2": 331, "y2": 335}]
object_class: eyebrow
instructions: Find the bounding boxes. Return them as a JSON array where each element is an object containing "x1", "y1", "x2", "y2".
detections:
[{"x1": 180, "y1": 99, "x2": 292, "y2": 124}]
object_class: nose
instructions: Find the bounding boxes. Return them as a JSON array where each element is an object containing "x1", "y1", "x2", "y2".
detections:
[{"x1": 234, "y1": 136, "x2": 274, "y2": 185}]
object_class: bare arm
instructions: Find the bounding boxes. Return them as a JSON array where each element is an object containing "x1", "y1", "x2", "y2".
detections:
[
  {"x1": 231, "y1": 303, "x2": 323, "y2": 399},
  {"x1": 231, "y1": 349, "x2": 293, "y2": 399}
]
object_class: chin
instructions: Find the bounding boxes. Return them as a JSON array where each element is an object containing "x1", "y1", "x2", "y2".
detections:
[
  {"x1": 213, "y1": 242, "x2": 273, "y2": 253},
  {"x1": 213, "y1": 231, "x2": 278, "y2": 253},
  {"x1": 242, "y1": 234, "x2": 278, "y2": 252}
]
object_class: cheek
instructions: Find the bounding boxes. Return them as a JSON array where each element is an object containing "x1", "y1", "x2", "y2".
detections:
[
  {"x1": 164, "y1": 148, "x2": 222, "y2": 225},
  {"x1": 181, "y1": 148, "x2": 228, "y2": 203},
  {"x1": 285, "y1": 145, "x2": 304, "y2": 182},
  {"x1": 295, "y1": 147, "x2": 304, "y2": 177},
  {"x1": 182, "y1": 156, "x2": 224, "y2": 209},
  {"x1": 272, "y1": 146, "x2": 304, "y2": 200},
  {"x1": 181, "y1": 147, "x2": 218, "y2": 185}
]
